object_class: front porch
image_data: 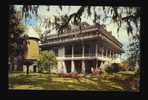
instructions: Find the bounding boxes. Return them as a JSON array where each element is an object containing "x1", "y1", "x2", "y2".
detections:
[{"x1": 57, "y1": 59, "x2": 103, "y2": 74}]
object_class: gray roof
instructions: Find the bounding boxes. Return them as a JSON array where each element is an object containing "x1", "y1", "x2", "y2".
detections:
[{"x1": 23, "y1": 27, "x2": 40, "y2": 39}]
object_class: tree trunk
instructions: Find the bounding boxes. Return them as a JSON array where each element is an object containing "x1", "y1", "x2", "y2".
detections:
[
  {"x1": 10, "y1": 57, "x2": 15, "y2": 72},
  {"x1": 17, "y1": 62, "x2": 23, "y2": 71},
  {"x1": 48, "y1": 66, "x2": 51, "y2": 74}
]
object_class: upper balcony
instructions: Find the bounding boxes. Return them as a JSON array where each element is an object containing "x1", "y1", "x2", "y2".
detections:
[
  {"x1": 57, "y1": 54, "x2": 116, "y2": 61},
  {"x1": 41, "y1": 24, "x2": 122, "y2": 48}
]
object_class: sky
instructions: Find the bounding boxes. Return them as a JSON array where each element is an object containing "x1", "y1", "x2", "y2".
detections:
[
  {"x1": 21, "y1": 16, "x2": 39, "y2": 27},
  {"x1": 15, "y1": 5, "x2": 139, "y2": 59}
]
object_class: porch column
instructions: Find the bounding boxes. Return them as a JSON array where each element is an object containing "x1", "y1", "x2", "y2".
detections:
[
  {"x1": 106, "y1": 49, "x2": 108, "y2": 57},
  {"x1": 112, "y1": 51, "x2": 114, "y2": 59},
  {"x1": 63, "y1": 46, "x2": 65, "y2": 57},
  {"x1": 62, "y1": 61, "x2": 66, "y2": 73},
  {"x1": 82, "y1": 44, "x2": 85, "y2": 73},
  {"x1": 71, "y1": 45, "x2": 75, "y2": 72},
  {"x1": 100, "y1": 61, "x2": 105, "y2": 70},
  {"x1": 71, "y1": 60, "x2": 75, "y2": 72},
  {"x1": 58, "y1": 61, "x2": 66, "y2": 73},
  {"x1": 110, "y1": 50, "x2": 112, "y2": 58},
  {"x1": 82, "y1": 60, "x2": 85, "y2": 73},
  {"x1": 72, "y1": 45, "x2": 74, "y2": 58},
  {"x1": 58, "y1": 46, "x2": 65, "y2": 57},
  {"x1": 101, "y1": 47, "x2": 104, "y2": 57},
  {"x1": 23, "y1": 65, "x2": 26, "y2": 72}
]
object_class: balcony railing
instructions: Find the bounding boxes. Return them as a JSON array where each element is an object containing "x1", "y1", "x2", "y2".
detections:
[
  {"x1": 65, "y1": 55, "x2": 72, "y2": 57},
  {"x1": 74, "y1": 54, "x2": 82, "y2": 57},
  {"x1": 65, "y1": 54, "x2": 97, "y2": 57},
  {"x1": 84, "y1": 54, "x2": 95, "y2": 57},
  {"x1": 44, "y1": 34, "x2": 99, "y2": 45},
  {"x1": 57, "y1": 54, "x2": 119, "y2": 62}
]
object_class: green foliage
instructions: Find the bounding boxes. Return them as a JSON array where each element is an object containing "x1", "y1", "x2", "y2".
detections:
[
  {"x1": 128, "y1": 66, "x2": 135, "y2": 71},
  {"x1": 37, "y1": 50, "x2": 57, "y2": 73},
  {"x1": 18, "y1": 5, "x2": 140, "y2": 37},
  {"x1": 121, "y1": 59, "x2": 130, "y2": 71},
  {"x1": 105, "y1": 66, "x2": 112, "y2": 74},
  {"x1": 9, "y1": 5, "x2": 30, "y2": 72},
  {"x1": 127, "y1": 38, "x2": 140, "y2": 67},
  {"x1": 105, "y1": 63, "x2": 125, "y2": 74},
  {"x1": 125, "y1": 32, "x2": 140, "y2": 72}
]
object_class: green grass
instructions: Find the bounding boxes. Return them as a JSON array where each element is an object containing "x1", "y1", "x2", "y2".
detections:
[{"x1": 8, "y1": 71, "x2": 139, "y2": 91}]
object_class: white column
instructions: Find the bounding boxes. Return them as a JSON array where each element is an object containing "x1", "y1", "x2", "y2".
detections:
[
  {"x1": 113, "y1": 51, "x2": 116, "y2": 62},
  {"x1": 23, "y1": 65, "x2": 26, "y2": 72},
  {"x1": 62, "y1": 61, "x2": 66, "y2": 73},
  {"x1": 58, "y1": 61, "x2": 66, "y2": 73},
  {"x1": 58, "y1": 46, "x2": 65, "y2": 57},
  {"x1": 106, "y1": 49, "x2": 108, "y2": 57},
  {"x1": 82, "y1": 44, "x2": 85, "y2": 73},
  {"x1": 102, "y1": 47, "x2": 104, "y2": 57},
  {"x1": 71, "y1": 60, "x2": 75, "y2": 72},
  {"x1": 71, "y1": 45, "x2": 75, "y2": 72},
  {"x1": 110, "y1": 50, "x2": 112, "y2": 58},
  {"x1": 82, "y1": 60, "x2": 85, "y2": 73},
  {"x1": 114, "y1": 52, "x2": 116, "y2": 58},
  {"x1": 58, "y1": 61, "x2": 61, "y2": 73},
  {"x1": 72, "y1": 45, "x2": 74, "y2": 58}
]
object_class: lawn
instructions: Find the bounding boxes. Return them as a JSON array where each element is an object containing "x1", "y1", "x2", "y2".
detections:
[{"x1": 8, "y1": 71, "x2": 139, "y2": 91}]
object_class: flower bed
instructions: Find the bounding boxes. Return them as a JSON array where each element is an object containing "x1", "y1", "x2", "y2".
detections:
[{"x1": 59, "y1": 72, "x2": 81, "y2": 79}]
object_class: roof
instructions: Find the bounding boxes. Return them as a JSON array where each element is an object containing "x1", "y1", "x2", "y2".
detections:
[{"x1": 23, "y1": 26, "x2": 40, "y2": 39}]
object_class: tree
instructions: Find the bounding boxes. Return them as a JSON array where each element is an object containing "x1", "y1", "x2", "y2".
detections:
[
  {"x1": 34, "y1": 26, "x2": 42, "y2": 34},
  {"x1": 9, "y1": 5, "x2": 29, "y2": 71},
  {"x1": 20, "y1": 6, "x2": 140, "y2": 36},
  {"x1": 12, "y1": 5, "x2": 141, "y2": 71},
  {"x1": 37, "y1": 50, "x2": 57, "y2": 73},
  {"x1": 127, "y1": 33, "x2": 140, "y2": 68}
]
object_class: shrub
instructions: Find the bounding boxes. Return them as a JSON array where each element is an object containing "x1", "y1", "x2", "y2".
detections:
[
  {"x1": 128, "y1": 66, "x2": 135, "y2": 71},
  {"x1": 105, "y1": 63, "x2": 125, "y2": 74},
  {"x1": 105, "y1": 66, "x2": 113, "y2": 74},
  {"x1": 37, "y1": 50, "x2": 57, "y2": 73}
]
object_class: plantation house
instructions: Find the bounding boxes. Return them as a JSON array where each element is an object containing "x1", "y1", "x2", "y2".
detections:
[{"x1": 40, "y1": 23, "x2": 124, "y2": 74}]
